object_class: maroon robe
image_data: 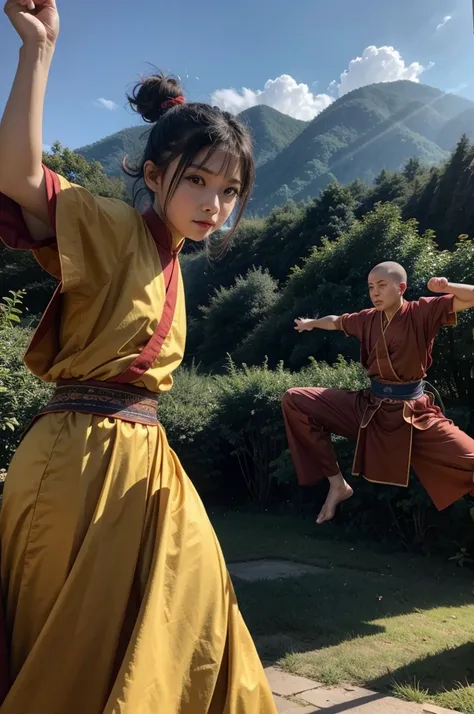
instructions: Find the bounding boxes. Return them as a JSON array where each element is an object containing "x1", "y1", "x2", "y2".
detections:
[{"x1": 282, "y1": 296, "x2": 474, "y2": 510}]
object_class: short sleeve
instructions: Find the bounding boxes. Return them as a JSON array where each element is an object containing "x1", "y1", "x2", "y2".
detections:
[
  {"x1": 0, "y1": 170, "x2": 61, "y2": 280},
  {"x1": 337, "y1": 309, "x2": 370, "y2": 342},
  {"x1": 0, "y1": 165, "x2": 136, "y2": 295},
  {"x1": 416, "y1": 295, "x2": 456, "y2": 339},
  {"x1": 0, "y1": 190, "x2": 56, "y2": 250}
]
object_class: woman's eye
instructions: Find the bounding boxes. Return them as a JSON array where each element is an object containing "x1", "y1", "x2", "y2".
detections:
[
  {"x1": 186, "y1": 175, "x2": 205, "y2": 186},
  {"x1": 224, "y1": 187, "x2": 239, "y2": 196}
]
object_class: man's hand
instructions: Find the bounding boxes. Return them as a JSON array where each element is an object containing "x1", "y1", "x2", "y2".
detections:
[
  {"x1": 295, "y1": 315, "x2": 340, "y2": 332},
  {"x1": 427, "y1": 277, "x2": 449, "y2": 293},
  {"x1": 294, "y1": 318, "x2": 314, "y2": 332}
]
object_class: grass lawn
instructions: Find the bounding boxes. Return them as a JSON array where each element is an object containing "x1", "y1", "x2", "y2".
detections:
[{"x1": 211, "y1": 510, "x2": 474, "y2": 713}]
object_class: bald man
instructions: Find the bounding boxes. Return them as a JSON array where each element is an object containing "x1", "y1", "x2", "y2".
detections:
[{"x1": 282, "y1": 262, "x2": 474, "y2": 524}]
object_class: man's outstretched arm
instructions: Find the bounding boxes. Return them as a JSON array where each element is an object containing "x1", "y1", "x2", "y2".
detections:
[{"x1": 294, "y1": 316, "x2": 341, "y2": 332}]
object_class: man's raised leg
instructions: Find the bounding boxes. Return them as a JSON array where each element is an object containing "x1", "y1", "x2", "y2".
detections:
[{"x1": 282, "y1": 387, "x2": 362, "y2": 523}]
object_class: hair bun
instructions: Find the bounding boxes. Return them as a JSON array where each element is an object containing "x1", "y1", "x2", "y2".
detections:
[{"x1": 128, "y1": 71, "x2": 184, "y2": 123}]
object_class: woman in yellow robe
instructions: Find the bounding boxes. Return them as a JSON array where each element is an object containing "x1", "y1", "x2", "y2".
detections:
[{"x1": 0, "y1": 1, "x2": 277, "y2": 712}]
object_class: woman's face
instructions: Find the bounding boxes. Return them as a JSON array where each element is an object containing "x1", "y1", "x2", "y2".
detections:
[{"x1": 146, "y1": 148, "x2": 242, "y2": 242}]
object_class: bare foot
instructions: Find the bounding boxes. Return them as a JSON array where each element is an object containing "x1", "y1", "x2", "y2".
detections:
[{"x1": 317, "y1": 481, "x2": 353, "y2": 524}]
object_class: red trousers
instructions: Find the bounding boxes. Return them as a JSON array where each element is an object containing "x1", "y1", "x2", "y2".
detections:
[{"x1": 282, "y1": 387, "x2": 474, "y2": 510}]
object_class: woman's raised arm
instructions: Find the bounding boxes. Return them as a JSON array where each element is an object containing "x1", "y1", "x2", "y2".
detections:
[{"x1": 0, "y1": 0, "x2": 59, "y2": 227}]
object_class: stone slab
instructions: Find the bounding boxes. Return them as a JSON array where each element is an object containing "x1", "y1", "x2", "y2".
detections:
[
  {"x1": 273, "y1": 694, "x2": 320, "y2": 713},
  {"x1": 228, "y1": 559, "x2": 326, "y2": 582},
  {"x1": 265, "y1": 666, "x2": 322, "y2": 696},
  {"x1": 423, "y1": 706, "x2": 455, "y2": 714},
  {"x1": 300, "y1": 685, "x2": 422, "y2": 712}
]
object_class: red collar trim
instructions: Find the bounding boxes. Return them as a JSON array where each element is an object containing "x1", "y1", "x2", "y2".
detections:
[{"x1": 143, "y1": 206, "x2": 183, "y2": 254}]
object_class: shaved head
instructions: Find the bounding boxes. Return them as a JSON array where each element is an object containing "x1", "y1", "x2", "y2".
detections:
[
  {"x1": 369, "y1": 261, "x2": 407, "y2": 285},
  {"x1": 367, "y1": 261, "x2": 407, "y2": 313}
]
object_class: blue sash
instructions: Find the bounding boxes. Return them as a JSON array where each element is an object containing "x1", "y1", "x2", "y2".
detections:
[{"x1": 370, "y1": 379, "x2": 424, "y2": 400}]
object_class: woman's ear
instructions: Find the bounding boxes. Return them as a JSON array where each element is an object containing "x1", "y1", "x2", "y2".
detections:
[{"x1": 144, "y1": 160, "x2": 161, "y2": 194}]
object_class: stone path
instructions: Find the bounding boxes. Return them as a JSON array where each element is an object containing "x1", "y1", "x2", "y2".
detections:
[
  {"x1": 227, "y1": 561, "x2": 454, "y2": 713},
  {"x1": 228, "y1": 558, "x2": 325, "y2": 581},
  {"x1": 265, "y1": 667, "x2": 454, "y2": 714}
]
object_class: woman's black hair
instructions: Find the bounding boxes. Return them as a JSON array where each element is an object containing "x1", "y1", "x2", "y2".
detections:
[{"x1": 124, "y1": 71, "x2": 255, "y2": 242}]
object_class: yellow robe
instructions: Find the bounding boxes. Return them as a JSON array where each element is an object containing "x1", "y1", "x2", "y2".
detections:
[{"x1": 0, "y1": 171, "x2": 276, "y2": 713}]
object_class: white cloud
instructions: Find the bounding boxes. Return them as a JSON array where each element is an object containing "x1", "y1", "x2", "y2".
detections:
[
  {"x1": 42, "y1": 143, "x2": 51, "y2": 153},
  {"x1": 436, "y1": 15, "x2": 452, "y2": 30},
  {"x1": 211, "y1": 75, "x2": 333, "y2": 121},
  {"x1": 337, "y1": 46, "x2": 426, "y2": 96},
  {"x1": 95, "y1": 98, "x2": 119, "y2": 111},
  {"x1": 211, "y1": 46, "x2": 426, "y2": 121}
]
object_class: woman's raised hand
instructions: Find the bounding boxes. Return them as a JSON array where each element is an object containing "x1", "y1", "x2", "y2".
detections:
[{"x1": 4, "y1": 0, "x2": 59, "y2": 47}]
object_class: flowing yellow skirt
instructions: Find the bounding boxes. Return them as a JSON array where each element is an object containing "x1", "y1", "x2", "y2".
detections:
[{"x1": 0, "y1": 413, "x2": 276, "y2": 713}]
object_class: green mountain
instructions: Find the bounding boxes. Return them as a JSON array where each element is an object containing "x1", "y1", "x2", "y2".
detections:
[
  {"x1": 76, "y1": 105, "x2": 307, "y2": 180},
  {"x1": 77, "y1": 124, "x2": 149, "y2": 178},
  {"x1": 238, "y1": 105, "x2": 307, "y2": 166},
  {"x1": 436, "y1": 106, "x2": 474, "y2": 149},
  {"x1": 249, "y1": 81, "x2": 474, "y2": 214},
  {"x1": 77, "y1": 81, "x2": 474, "y2": 215}
]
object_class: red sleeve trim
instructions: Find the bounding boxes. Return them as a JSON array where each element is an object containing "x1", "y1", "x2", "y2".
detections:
[
  {"x1": 0, "y1": 165, "x2": 60, "y2": 250},
  {"x1": 337, "y1": 314, "x2": 349, "y2": 336},
  {"x1": 0, "y1": 192, "x2": 37, "y2": 250},
  {"x1": 445, "y1": 294, "x2": 457, "y2": 326},
  {"x1": 43, "y1": 164, "x2": 60, "y2": 232}
]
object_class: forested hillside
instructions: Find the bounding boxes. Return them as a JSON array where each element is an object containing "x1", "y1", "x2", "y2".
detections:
[{"x1": 76, "y1": 80, "x2": 474, "y2": 215}]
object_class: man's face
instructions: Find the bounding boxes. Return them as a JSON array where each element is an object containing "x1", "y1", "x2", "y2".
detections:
[{"x1": 368, "y1": 270, "x2": 405, "y2": 312}]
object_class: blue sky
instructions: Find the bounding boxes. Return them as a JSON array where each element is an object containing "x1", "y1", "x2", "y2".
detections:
[{"x1": 0, "y1": 0, "x2": 472, "y2": 149}]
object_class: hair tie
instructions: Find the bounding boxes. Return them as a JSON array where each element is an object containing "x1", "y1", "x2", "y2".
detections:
[{"x1": 160, "y1": 96, "x2": 186, "y2": 110}]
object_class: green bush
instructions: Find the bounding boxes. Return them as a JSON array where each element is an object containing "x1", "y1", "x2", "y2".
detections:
[
  {"x1": 180, "y1": 218, "x2": 267, "y2": 325},
  {"x1": 194, "y1": 267, "x2": 279, "y2": 369},
  {"x1": 217, "y1": 356, "x2": 367, "y2": 507},
  {"x1": 431, "y1": 239, "x2": 474, "y2": 400},
  {"x1": 0, "y1": 292, "x2": 52, "y2": 466},
  {"x1": 212, "y1": 359, "x2": 294, "y2": 507},
  {"x1": 159, "y1": 365, "x2": 223, "y2": 499},
  {"x1": 254, "y1": 183, "x2": 355, "y2": 282},
  {"x1": 161, "y1": 357, "x2": 367, "y2": 508}
]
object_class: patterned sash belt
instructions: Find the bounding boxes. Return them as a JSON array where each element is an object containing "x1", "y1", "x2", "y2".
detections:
[
  {"x1": 370, "y1": 378, "x2": 424, "y2": 401},
  {"x1": 38, "y1": 379, "x2": 159, "y2": 426}
]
